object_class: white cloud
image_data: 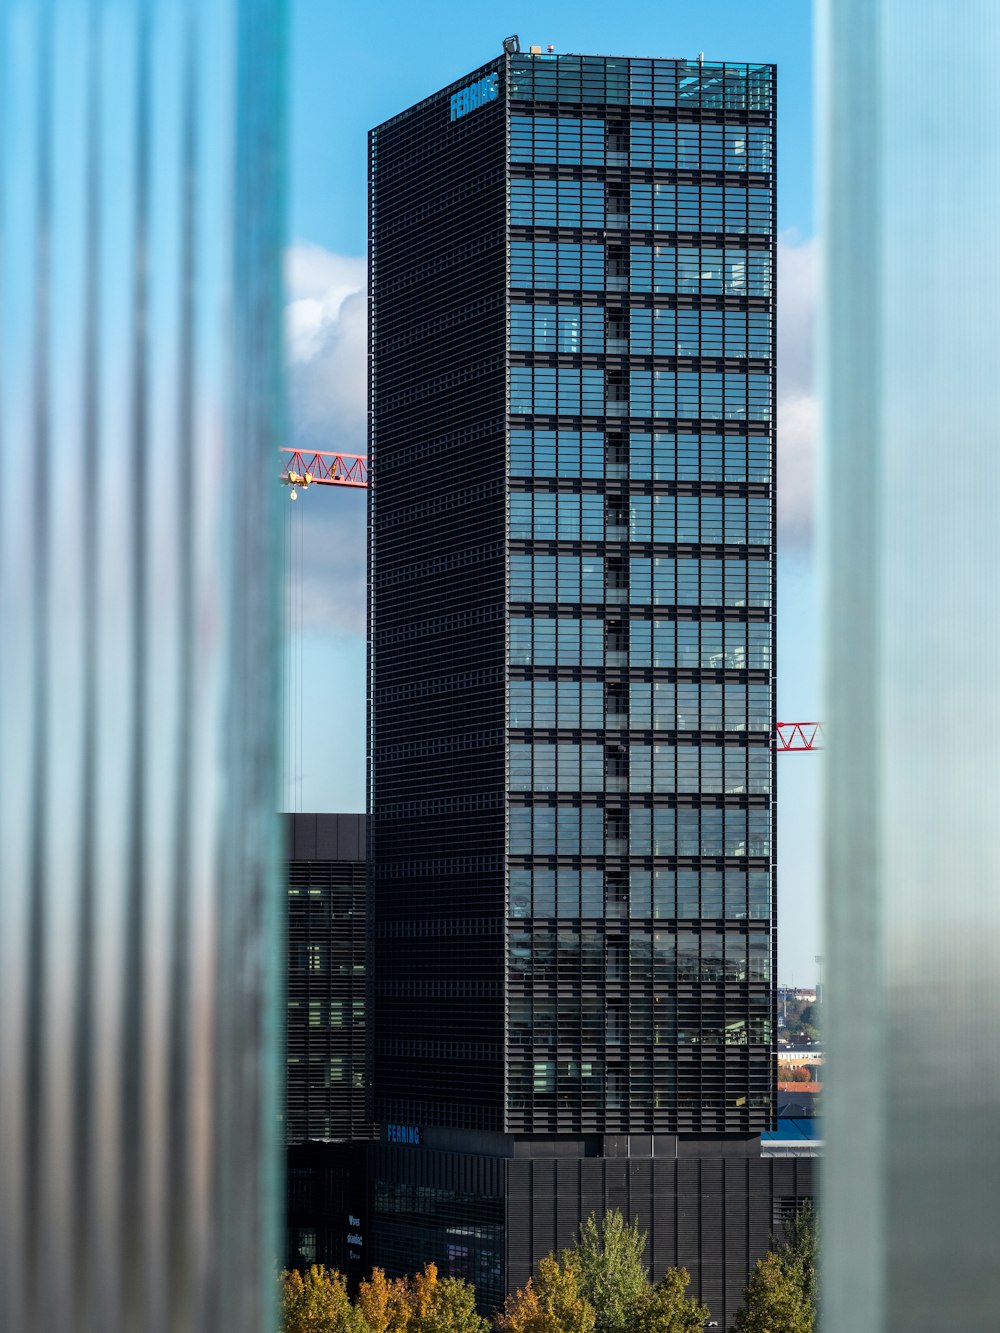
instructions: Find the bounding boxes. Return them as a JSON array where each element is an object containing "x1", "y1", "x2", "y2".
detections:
[
  {"x1": 776, "y1": 231, "x2": 819, "y2": 552},
  {"x1": 777, "y1": 390, "x2": 817, "y2": 551},
  {"x1": 286, "y1": 241, "x2": 365, "y2": 302},
  {"x1": 284, "y1": 242, "x2": 368, "y2": 634},
  {"x1": 285, "y1": 242, "x2": 368, "y2": 455}
]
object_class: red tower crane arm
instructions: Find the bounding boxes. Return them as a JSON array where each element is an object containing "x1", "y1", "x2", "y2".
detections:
[
  {"x1": 774, "y1": 722, "x2": 824, "y2": 751},
  {"x1": 281, "y1": 447, "x2": 368, "y2": 489}
]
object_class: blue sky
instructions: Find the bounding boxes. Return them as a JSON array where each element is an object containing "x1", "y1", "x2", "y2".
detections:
[{"x1": 284, "y1": 0, "x2": 821, "y2": 984}]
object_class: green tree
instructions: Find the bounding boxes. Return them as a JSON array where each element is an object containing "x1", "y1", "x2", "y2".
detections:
[
  {"x1": 556, "y1": 1211, "x2": 718, "y2": 1333},
  {"x1": 561, "y1": 1211, "x2": 649, "y2": 1333},
  {"x1": 280, "y1": 1265, "x2": 370, "y2": 1333},
  {"x1": 779, "y1": 1201, "x2": 818, "y2": 1312},
  {"x1": 495, "y1": 1252, "x2": 596, "y2": 1333},
  {"x1": 633, "y1": 1267, "x2": 709, "y2": 1333},
  {"x1": 731, "y1": 1251, "x2": 813, "y2": 1333}
]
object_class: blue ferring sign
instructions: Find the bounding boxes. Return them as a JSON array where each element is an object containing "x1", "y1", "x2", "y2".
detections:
[
  {"x1": 385, "y1": 1122, "x2": 423, "y2": 1145},
  {"x1": 450, "y1": 72, "x2": 499, "y2": 122}
]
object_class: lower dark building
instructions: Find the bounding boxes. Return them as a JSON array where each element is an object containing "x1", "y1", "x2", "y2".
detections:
[
  {"x1": 285, "y1": 812, "x2": 372, "y2": 1144},
  {"x1": 287, "y1": 1141, "x2": 371, "y2": 1285},
  {"x1": 285, "y1": 814, "x2": 375, "y2": 1278},
  {"x1": 282, "y1": 813, "x2": 815, "y2": 1323},
  {"x1": 369, "y1": 1132, "x2": 815, "y2": 1327}
]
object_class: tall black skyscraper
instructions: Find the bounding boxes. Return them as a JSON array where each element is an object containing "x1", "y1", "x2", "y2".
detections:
[{"x1": 368, "y1": 50, "x2": 807, "y2": 1321}]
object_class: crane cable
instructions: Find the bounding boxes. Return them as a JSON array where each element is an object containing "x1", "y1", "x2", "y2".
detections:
[{"x1": 283, "y1": 490, "x2": 305, "y2": 812}]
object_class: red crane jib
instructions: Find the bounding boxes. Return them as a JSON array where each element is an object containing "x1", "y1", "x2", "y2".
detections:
[
  {"x1": 774, "y1": 722, "x2": 823, "y2": 751},
  {"x1": 281, "y1": 448, "x2": 368, "y2": 489}
]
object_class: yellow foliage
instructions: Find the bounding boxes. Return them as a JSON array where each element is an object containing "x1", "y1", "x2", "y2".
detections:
[
  {"x1": 280, "y1": 1265, "x2": 356, "y2": 1332},
  {"x1": 357, "y1": 1267, "x2": 408, "y2": 1332},
  {"x1": 410, "y1": 1262, "x2": 440, "y2": 1323},
  {"x1": 495, "y1": 1277, "x2": 543, "y2": 1332},
  {"x1": 495, "y1": 1253, "x2": 596, "y2": 1333}
]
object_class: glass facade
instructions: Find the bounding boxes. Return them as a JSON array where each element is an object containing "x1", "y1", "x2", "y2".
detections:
[
  {"x1": 371, "y1": 1176, "x2": 505, "y2": 1312},
  {"x1": 370, "y1": 52, "x2": 775, "y2": 1139}
]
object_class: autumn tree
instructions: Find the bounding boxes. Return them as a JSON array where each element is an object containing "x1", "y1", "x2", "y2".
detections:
[
  {"x1": 731, "y1": 1252, "x2": 813, "y2": 1333},
  {"x1": 495, "y1": 1252, "x2": 596, "y2": 1333},
  {"x1": 357, "y1": 1267, "x2": 411, "y2": 1333},
  {"x1": 732, "y1": 1203, "x2": 818, "y2": 1333},
  {"x1": 416, "y1": 1273, "x2": 490, "y2": 1333},
  {"x1": 364, "y1": 1261, "x2": 486, "y2": 1333},
  {"x1": 632, "y1": 1266, "x2": 709, "y2": 1333},
  {"x1": 280, "y1": 1265, "x2": 369, "y2": 1333}
]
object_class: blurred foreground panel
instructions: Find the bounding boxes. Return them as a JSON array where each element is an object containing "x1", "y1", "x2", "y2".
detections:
[
  {"x1": 820, "y1": 3, "x2": 1000, "y2": 1331},
  {"x1": 0, "y1": 1, "x2": 286, "y2": 1330}
]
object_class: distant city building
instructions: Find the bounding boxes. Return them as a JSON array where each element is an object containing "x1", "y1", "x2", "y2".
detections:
[
  {"x1": 367, "y1": 47, "x2": 811, "y2": 1325},
  {"x1": 765, "y1": 1057, "x2": 822, "y2": 1157}
]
